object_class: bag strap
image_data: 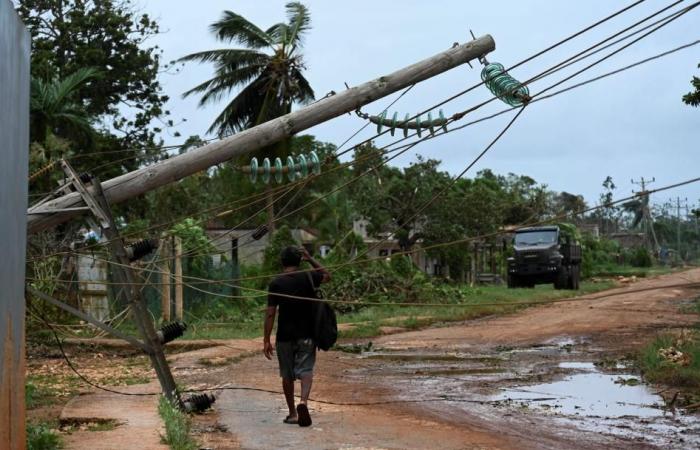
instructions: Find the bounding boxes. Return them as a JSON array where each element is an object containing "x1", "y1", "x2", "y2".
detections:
[{"x1": 304, "y1": 270, "x2": 321, "y2": 300}]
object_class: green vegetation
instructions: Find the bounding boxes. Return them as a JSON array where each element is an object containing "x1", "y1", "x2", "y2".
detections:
[
  {"x1": 27, "y1": 422, "x2": 62, "y2": 450},
  {"x1": 336, "y1": 281, "x2": 613, "y2": 339},
  {"x1": 683, "y1": 61, "x2": 700, "y2": 106},
  {"x1": 157, "y1": 396, "x2": 198, "y2": 450},
  {"x1": 638, "y1": 333, "x2": 700, "y2": 390}
]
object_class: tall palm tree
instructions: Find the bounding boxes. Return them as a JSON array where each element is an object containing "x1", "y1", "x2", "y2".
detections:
[{"x1": 180, "y1": 2, "x2": 315, "y2": 137}]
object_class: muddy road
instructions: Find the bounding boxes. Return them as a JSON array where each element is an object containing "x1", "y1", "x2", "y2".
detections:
[{"x1": 183, "y1": 268, "x2": 700, "y2": 450}]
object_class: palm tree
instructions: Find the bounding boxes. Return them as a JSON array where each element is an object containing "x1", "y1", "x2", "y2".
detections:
[
  {"x1": 180, "y1": 2, "x2": 315, "y2": 137},
  {"x1": 622, "y1": 192, "x2": 659, "y2": 251},
  {"x1": 30, "y1": 67, "x2": 99, "y2": 150}
]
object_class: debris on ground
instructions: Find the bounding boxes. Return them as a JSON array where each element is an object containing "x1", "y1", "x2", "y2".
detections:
[{"x1": 657, "y1": 346, "x2": 691, "y2": 366}]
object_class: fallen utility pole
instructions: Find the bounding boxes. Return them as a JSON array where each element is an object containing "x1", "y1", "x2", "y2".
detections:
[{"x1": 27, "y1": 35, "x2": 495, "y2": 234}]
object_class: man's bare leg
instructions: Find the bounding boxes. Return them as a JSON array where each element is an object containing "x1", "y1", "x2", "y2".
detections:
[
  {"x1": 282, "y1": 378, "x2": 296, "y2": 419},
  {"x1": 299, "y1": 373, "x2": 313, "y2": 404}
]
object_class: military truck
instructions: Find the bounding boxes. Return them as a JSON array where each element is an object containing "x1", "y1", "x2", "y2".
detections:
[{"x1": 506, "y1": 225, "x2": 582, "y2": 290}]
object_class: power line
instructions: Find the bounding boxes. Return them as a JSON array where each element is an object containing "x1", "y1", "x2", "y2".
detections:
[
  {"x1": 26, "y1": 0, "x2": 670, "y2": 265},
  {"x1": 37, "y1": 174, "x2": 700, "y2": 290}
]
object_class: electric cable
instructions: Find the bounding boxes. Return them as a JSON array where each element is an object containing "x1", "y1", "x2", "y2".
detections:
[
  {"x1": 28, "y1": 278, "x2": 700, "y2": 399},
  {"x1": 27, "y1": 0, "x2": 652, "y2": 243},
  {"x1": 41, "y1": 175, "x2": 700, "y2": 290}
]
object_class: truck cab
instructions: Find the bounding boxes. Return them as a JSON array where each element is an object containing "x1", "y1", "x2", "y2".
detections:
[{"x1": 507, "y1": 226, "x2": 581, "y2": 290}]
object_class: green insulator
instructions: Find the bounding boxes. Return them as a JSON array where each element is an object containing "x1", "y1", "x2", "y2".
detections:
[
  {"x1": 439, "y1": 109, "x2": 448, "y2": 132},
  {"x1": 377, "y1": 111, "x2": 387, "y2": 134},
  {"x1": 481, "y1": 62, "x2": 530, "y2": 107},
  {"x1": 403, "y1": 113, "x2": 410, "y2": 138},
  {"x1": 309, "y1": 151, "x2": 321, "y2": 175},
  {"x1": 390, "y1": 112, "x2": 398, "y2": 136},
  {"x1": 427, "y1": 112, "x2": 435, "y2": 135},
  {"x1": 298, "y1": 154, "x2": 308, "y2": 178},
  {"x1": 286, "y1": 156, "x2": 296, "y2": 182},
  {"x1": 274, "y1": 157, "x2": 283, "y2": 183},
  {"x1": 415, "y1": 115, "x2": 422, "y2": 138},
  {"x1": 262, "y1": 157, "x2": 271, "y2": 184},
  {"x1": 249, "y1": 157, "x2": 258, "y2": 183}
]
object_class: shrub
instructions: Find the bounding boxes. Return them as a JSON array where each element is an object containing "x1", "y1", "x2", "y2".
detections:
[
  {"x1": 630, "y1": 247, "x2": 653, "y2": 267},
  {"x1": 27, "y1": 422, "x2": 62, "y2": 450}
]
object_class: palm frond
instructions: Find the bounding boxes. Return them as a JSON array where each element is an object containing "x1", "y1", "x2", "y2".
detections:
[
  {"x1": 207, "y1": 74, "x2": 270, "y2": 136},
  {"x1": 178, "y1": 49, "x2": 269, "y2": 69},
  {"x1": 184, "y1": 65, "x2": 266, "y2": 106},
  {"x1": 285, "y1": 2, "x2": 311, "y2": 47},
  {"x1": 266, "y1": 23, "x2": 290, "y2": 46},
  {"x1": 52, "y1": 68, "x2": 100, "y2": 106},
  {"x1": 210, "y1": 11, "x2": 274, "y2": 48},
  {"x1": 290, "y1": 67, "x2": 315, "y2": 104}
]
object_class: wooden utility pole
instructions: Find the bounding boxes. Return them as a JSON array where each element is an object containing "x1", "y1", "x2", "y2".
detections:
[
  {"x1": 174, "y1": 236, "x2": 183, "y2": 321},
  {"x1": 160, "y1": 238, "x2": 171, "y2": 322},
  {"x1": 631, "y1": 176, "x2": 659, "y2": 252},
  {"x1": 60, "y1": 161, "x2": 179, "y2": 402},
  {"x1": 675, "y1": 196, "x2": 687, "y2": 262},
  {"x1": 27, "y1": 36, "x2": 496, "y2": 234}
]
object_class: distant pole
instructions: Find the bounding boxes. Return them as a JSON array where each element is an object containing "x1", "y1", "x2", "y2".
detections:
[
  {"x1": 160, "y1": 237, "x2": 171, "y2": 321},
  {"x1": 631, "y1": 176, "x2": 658, "y2": 252},
  {"x1": 174, "y1": 236, "x2": 183, "y2": 321},
  {"x1": 676, "y1": 196, "x2": 687, "y2": 262}
]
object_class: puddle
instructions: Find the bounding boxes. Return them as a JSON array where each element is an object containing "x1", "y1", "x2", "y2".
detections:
[
  {"x1": 492, "y1": 361, "x2": 700, "y2": 448},
  {"x1": 495, "y1": 371, "x2": 661, "y2": 417},
  {"x1": 415, "y1": 367, "x2": 506, "y2": 376},
  {"x1": 362, "y1": 352, "x2": 502, "y2": 364},
  {"x1": 558, "y1": 362, "x2": 595, "y2": 370}
]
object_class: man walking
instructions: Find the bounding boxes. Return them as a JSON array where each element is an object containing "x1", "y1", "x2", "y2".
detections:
[{"x1": 264, "y1": 246, "x2": 330, "y2": 427}]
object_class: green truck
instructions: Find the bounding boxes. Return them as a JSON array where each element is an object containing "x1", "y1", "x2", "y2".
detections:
[{"x1": 506, "y1": 225, "x2": 582, "y2": 290}]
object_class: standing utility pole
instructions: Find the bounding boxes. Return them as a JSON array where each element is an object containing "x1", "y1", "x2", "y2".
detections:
[
  {"x1": 631, "y1": 176, "x2": 659, "y2": 252},
  {"x1": 174, "y1": 237, "x2": 183, "y2": 321},
  {"x1": 27, "y1": 35, "x2": 496, "y2": 234},
  {"x1": 675, "y1": 196, "x2": 688, "y2": 262}
]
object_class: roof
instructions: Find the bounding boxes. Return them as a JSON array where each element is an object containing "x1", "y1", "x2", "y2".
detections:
[{"x1": 515, "y1": 226, "x2": 559, "y2": 233}]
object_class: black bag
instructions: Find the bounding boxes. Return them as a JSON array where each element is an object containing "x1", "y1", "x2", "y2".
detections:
[{"x1": 306, "y1": 272, "x2": 337, "y2": 351}]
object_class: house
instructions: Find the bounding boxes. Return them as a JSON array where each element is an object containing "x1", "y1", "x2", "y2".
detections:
[{"x1": 205, "y1": 224, "x2": 318, "y2": 266}]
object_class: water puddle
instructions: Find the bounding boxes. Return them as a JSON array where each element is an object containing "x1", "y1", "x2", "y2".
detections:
[{"x1": 493, "y1": 361, "x2": 700, "y2": 448}]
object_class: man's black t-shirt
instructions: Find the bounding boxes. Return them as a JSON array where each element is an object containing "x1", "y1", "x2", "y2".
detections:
[{"x1": 268, "y1": 271, "x2": 323, "y2": 342}]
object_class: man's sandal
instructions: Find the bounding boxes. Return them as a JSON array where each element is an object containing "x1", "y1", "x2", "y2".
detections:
[
  {"x1": 283, "y1": 416, "x2": 298, "y2": 424},
  {"x1": 296, "y1": 404, "x2": 312, "y2": 427}
]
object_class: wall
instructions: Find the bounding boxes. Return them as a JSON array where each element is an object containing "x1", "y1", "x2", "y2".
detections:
[{"x1": 0, "y1": 1, "x2": 30, "y2": 447}]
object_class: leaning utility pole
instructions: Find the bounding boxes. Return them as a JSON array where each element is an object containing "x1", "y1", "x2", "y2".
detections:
[{"x1": 27, "y1": 35, "x2": 496, "y2": 234}]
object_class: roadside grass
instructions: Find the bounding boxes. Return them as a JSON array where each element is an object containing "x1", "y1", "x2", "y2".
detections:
[
  {"x1": 170, "y1": 280, "x2": 615, "y2": 341},
  {"x1": 336, "y1": 281, "x2": 614, "y2": 339},
  {"x1": 638, "y1": 295, "x2": 700, "y2": 393},
  {"x1": 158, "y1": 396, "x2": 198, "y2": 450},
  {"x1": 27, "y1": 421, "x2": 62, "y2": 450},
  {"x1": 638, "y1": 333, "x2": 700, "y2": 390},
  {"x1": 590, "y1": 263, "x2": 673, "y2": 278}
]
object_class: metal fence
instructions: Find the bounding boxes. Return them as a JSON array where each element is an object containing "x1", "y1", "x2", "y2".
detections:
[{"x1": 0, "y1": 0, "x2": 30, "y2": 447}]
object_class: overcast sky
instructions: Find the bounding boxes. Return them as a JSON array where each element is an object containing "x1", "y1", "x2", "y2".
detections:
[{"x1": 141, "y1": 0, "x2": 698, "y2": 209}]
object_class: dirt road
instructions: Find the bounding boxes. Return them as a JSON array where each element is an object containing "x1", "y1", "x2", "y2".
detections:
[
  {"x1": 192, "y1": 268, "x2": 700, "y2": 449},
  {"x1": 60, "y1": 268, "x2": 700, "y2": 449}
]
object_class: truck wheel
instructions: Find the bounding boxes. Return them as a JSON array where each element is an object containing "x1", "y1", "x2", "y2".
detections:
[
  {"x1": 554, "y1": 267, "x2": 568, "y2": 290},
  {"x1": 573, "y1": 266, "x2": 581, "y2": 290}
]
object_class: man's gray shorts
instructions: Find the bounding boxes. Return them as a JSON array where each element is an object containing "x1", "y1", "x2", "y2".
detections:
[{"x1": 276, "y1": 338, "x2": 316, "y2": 380}]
